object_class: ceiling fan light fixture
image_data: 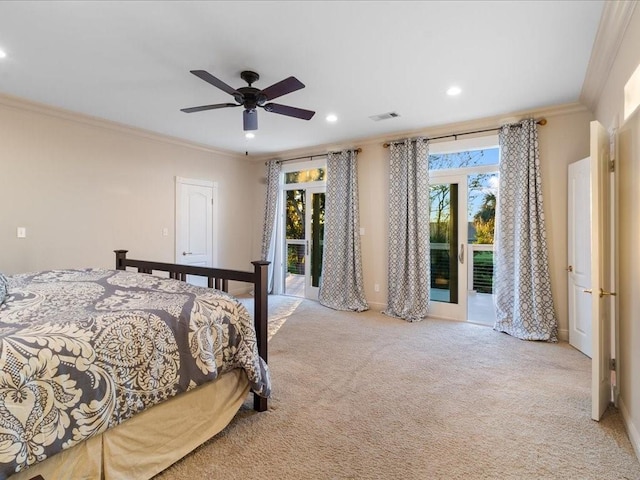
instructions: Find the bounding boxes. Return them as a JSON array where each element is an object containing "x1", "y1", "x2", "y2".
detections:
[
  {"x1": 181, "y1": 69, "x2": 315, "y2": 131},
  {"x1": 243, "y1": 109, "x2": 258, "y2": 131}
]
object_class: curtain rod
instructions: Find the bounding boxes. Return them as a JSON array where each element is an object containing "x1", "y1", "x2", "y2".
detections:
[
  {"x1": 382, "y1": 118, "x2": 547, "y2": 148},
  {"x1": 266, "y1": 148, "x2": 362, "y2": 165}
]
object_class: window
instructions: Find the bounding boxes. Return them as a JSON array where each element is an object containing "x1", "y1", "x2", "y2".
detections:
[
  {"x1": 427, "y1": 135, "x2": 499, "y2": 324},
  {"x1": 284, "y1": 168, "x2": 326, "y2": 184},
  {"x1": 429, "y1": 147, "x2": 499, "y2": 245},
  {"x1": 278, "y1": 158, "x2": 327, "y2": 299},
  {"x1": 429, "y1": 148, "x2": 499, "y2": 171}
]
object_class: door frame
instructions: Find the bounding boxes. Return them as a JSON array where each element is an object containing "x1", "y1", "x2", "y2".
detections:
[
  {"x1": 304, "y1": 185, "x2": 325, "y2": 300},
  {"x1": 429, "y1": 163, "x2": 499, "y2": 323},
  {"x1": 175, "y1": 176, "x2": 217, "y2": 268},
  {"x1": 428, "y1": 173, "x2": 468, "y2": 321},
  {"x1": 278, "y1": 159, "x2": 327, "y2": 299},
  {"x1": 428, "y1": 136, "x2": 499, "y2": 324},
  {"x1": 589, "y1": 120, "x2": 615, "y2": 421}
]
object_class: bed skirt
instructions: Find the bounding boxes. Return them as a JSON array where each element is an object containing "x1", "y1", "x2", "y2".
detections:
[{"x1": 11, "y1": 369, "x2": 250, "y2": 480}]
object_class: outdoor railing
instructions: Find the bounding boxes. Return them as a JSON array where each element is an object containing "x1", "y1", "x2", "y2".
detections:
[
  {"x1": 286, "y1": 240, "x2": 305, "y2": 275},
  {"x1": 286, "y1": 240, "x2": 495, "y2": 293},
  {"x1": 468, "y1": 244, "x2": 494, "y2": 294},
  {"x1": 430, "y1": 242, "x2": 494, "y2": 294}
]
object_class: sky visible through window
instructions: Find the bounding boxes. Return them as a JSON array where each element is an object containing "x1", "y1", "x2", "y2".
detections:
[
  {"x1": 428, "y1": 148, "x2": 499, "y2": 170},
  {"x1": 429, "y1": 148, "x2": 500, "y2": 223}
]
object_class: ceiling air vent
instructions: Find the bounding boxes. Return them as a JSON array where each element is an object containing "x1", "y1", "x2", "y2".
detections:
[{"x1": 369, "y1": 112, "x2": 400, "y2": 121}]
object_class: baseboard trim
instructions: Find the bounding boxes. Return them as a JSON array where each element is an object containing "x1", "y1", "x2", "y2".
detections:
[
  {"x1": 367, "y1": 302, "x2": 387, "y2": 312},
  {"x1": 558, "y1": 328, "x2": 569, "y2": 342},
  {"x1": 368, "y1": 305, "x2": 572, "y2": 342},
  {"x1": 620, "y1": 397, "x2": 640, "y2": 461}
]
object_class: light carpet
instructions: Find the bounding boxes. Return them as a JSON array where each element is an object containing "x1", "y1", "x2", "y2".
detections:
[{"x1": 156, "y1": 296, "x2": 640, "y2": 480}]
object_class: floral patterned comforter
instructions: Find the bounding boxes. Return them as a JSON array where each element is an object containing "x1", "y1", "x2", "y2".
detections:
[{"x1": 0, "y1": 269, "x2": 270, "y2": 479}]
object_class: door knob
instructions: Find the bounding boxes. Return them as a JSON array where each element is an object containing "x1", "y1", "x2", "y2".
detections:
[{"x1": 182, "y1": 251, "x2": 193, "y2": 256}]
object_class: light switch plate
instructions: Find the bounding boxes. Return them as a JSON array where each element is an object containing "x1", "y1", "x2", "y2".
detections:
[{"x1": 17, "y1": 227, "x2": 26, "y2": 238}]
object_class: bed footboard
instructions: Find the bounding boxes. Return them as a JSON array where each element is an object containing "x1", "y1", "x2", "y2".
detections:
[{"x1": 114, "y1": 250, "x2": 269, "y2": 412}]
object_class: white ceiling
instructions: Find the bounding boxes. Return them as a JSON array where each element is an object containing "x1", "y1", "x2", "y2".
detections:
[{"x1": 0, "y1": 1, "x2": 604, "y2": 156}]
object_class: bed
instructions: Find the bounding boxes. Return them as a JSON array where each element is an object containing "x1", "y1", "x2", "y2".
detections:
[{"x1": 0, "y1": 250, "x2": 270, "y2": 480}]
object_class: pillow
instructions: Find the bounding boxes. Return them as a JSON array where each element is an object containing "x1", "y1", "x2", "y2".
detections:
[{"x1": 0, "y1": 272, "x2": 8, "y2": 305}]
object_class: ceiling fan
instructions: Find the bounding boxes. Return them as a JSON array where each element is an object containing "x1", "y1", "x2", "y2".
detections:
[{"x1": 181, "y1": 70, "x2": 315, "y2": 131}]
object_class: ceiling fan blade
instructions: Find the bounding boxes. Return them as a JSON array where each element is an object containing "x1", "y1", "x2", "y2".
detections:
[
  {"x1": 244, "y1": 109, "x2": 258, "y2": 131},
  {"x1": 263, "y1": 103, "x2": 315, "y2": 120},
  {"x1": 190, "y1": 70, "x2": 240, "y2": 96},
  {"x1": 261, "y1": 76, "x2": 305, "y2": 101},
  {"x1": 180, "y1": 103, "x2": 239, "y2": 113}
]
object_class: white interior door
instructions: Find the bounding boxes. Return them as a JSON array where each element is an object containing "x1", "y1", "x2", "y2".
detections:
[
  {"x1": 590, "y1": 121, "x2": 614, "y2": 421},
  {"x1": 567, "y1": 157, "x2": 592, "y2": 357},
  {"x1": 175, "y1": 177, "x2": 217, "y2": 286}
]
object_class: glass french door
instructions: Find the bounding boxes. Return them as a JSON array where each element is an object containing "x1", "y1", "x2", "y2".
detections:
[
  {"x1": 429, "y1": 175, "x2": 468, "y2": 320},
  {"x1": 284, "y1": 186, "x2": 325, "y2": 299},
  {"x1": 429, "y1": 171, "x2": 498, "y2": 324}
]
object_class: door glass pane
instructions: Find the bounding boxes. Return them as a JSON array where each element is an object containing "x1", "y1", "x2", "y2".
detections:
[
  {"x1": 430, "y1": 183, "x2": 459, "y2": 304},
  {"x1": 467, "y1": 173, "x2": 498, "y2": 324},
  {"x1": 285, "y1": 189, "x2": 305, "y2": 296},
  {"x1": 310, "y1": 192, "x2": 325, "y2": 288},
  {"x1": 286, "y1": 189, "x2": 306, "y2": 240},
  {"x1": 467, "y1": 173, "x2": 497, "y2": 244}
]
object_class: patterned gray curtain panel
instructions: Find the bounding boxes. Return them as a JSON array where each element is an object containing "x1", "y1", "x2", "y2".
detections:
[
  {"x1": 261, "y1": 159, "x2": 282, "y2": 293},
  {"x1": 494, "y1": 119, "x2": 558, "y2": 341},
  {"x1": 318, "y1": 150, "x2": 369, "y2": 311},
  {"x1": 383, "y1": 139, "x2": 430, "y2": 322}
]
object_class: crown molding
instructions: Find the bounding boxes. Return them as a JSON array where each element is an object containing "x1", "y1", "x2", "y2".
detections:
[
  {"x1": 0, "y1": 91, "x2": 590, "y2": 165},
  {"x1": 249, "y1": 102, "x2": 590, "y2": 163},
  {"x1": 373, "y1": 102, "x2": 589, "y2": 145},
  {"x1": 580, "y1": 0, "x2": 638, "y2": 111},
  {"x1": 0, "y1": 93, "x2": 242, "y2": 158}
]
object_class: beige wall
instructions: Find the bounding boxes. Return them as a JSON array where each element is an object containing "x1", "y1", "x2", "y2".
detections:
[
  {"x1": 593, "y1": 5, "x2": 640, "y2": 459},
  {"x1": 537, "y1": 111, "x2": 593, "y2": 338},
  {"x1": 0, "y1": 4, "x2": 636, "y2": 461},
  {"x1": 0, "y1": 98, "x2": 255, "y2": 277},
  {"x1": 252, "y1": 106, "x2": 592, "y2": 340}
]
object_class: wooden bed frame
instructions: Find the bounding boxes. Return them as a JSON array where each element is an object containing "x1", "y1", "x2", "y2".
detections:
[
  {"x1": 114, "y1": 249, "x2": 269, "y2": 412},
  {"x1": 18, "y1": 251, "x2": 270, "y2": 480}
]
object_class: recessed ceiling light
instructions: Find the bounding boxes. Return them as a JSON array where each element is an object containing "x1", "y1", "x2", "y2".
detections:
[
  {"x1": 0, "y1": 49, "x2": 6, "y2": 59},
  {"x1": 245, "y1": 132, "x2": 255, "y2": 139},
  {"x1": 447, "y1": 86, "x2": 462, "y2": 96},
  {"x1": 326, "y1": 114, "x2": 338, "y2": 122}
]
